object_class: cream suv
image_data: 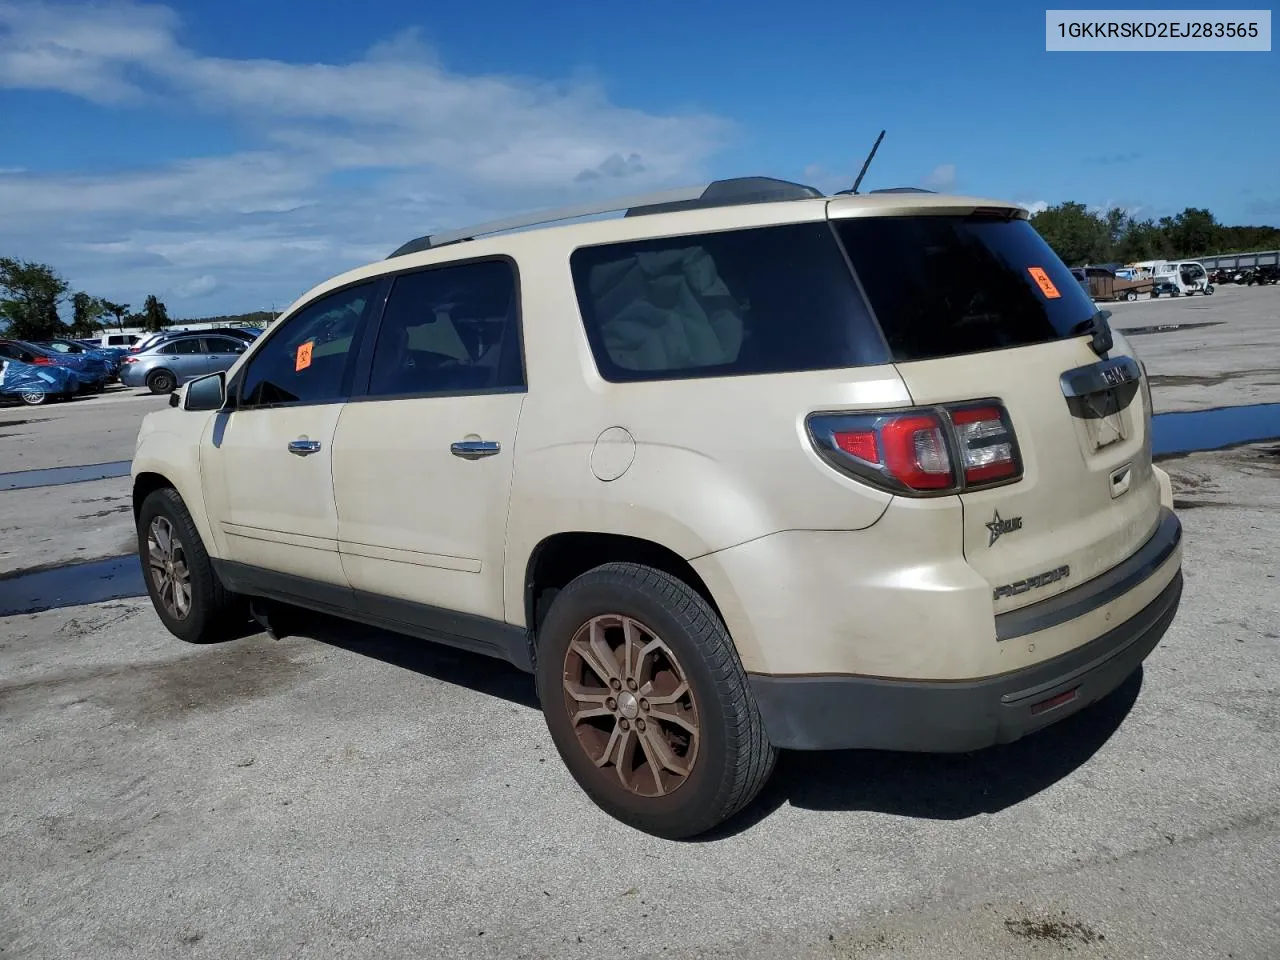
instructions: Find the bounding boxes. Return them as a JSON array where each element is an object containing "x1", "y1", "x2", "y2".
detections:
[{"x1": 131, "y1": 177, "x2": 1183, "y2": 839}]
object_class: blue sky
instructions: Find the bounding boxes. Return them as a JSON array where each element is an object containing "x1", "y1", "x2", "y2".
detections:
[{"x1": 1, "y1": 0, "x2": 1276, "y2": 316}]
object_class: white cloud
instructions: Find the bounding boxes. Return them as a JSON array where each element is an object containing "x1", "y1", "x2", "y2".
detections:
[
  {"x1": 0, "y1": 1, "x2": 734, "y2": 315},
  {"x1": 173, "y1": 274, "x2": 218, "y2": 299},
  {"x1": 921, "y1": 163, "x2": 957, "y2": 193},
  {"x1": 1024, "y1": 200, "x2": 1049, "y2": 214}
]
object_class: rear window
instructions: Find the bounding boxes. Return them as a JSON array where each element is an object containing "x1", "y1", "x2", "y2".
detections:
[
  {"x1": 834, "y1": 216, "x2": 1097, "y2": 362},
  {"x1": 570, "y1": 222, "x2": 887, "y2": 382}
]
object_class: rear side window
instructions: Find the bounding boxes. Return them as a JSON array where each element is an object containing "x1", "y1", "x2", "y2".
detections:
[
  {"x1": 238, "y1": 282, "x2": 375, "y2": 408},
  {"x1": 159, "y1": 339, "x2": 201, "y2": 355},
  {"x1": 570, "y1": 222, "x2": 886, "y2": 382},
  {"x1": 834, "y1": 216, "x2": 1097, "y2": 362},
  {"x1": 366, "y1": 259, "x2": 523, "y2": 398}
]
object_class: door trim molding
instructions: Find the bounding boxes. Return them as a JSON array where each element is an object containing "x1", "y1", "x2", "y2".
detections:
[{"x1": 212, "y1": 560, "x2": 532, "y2": 672}]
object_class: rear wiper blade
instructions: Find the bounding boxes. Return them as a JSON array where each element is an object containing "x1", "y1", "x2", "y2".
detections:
[{"x1": 1072, "y1": 309, "x2": 1113, "y2": 357}]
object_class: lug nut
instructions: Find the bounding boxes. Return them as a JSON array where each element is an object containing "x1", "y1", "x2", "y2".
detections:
[
  {"x1": 639, "y1": 698, "x2": 649, "y2": 712},
  {"x1": 636, "y1": 719, "x2": 646, "y2": 731},
  {"x1": 619, "y1": 719, "x2": 630, "y2": 730},
  {"x1": 610, "y1": 678, "x2": 622, "y2": 690},
  {"x1": 606, "y1": 697, "x2": 617, "y2": 710},
  {"x1": 626, "y1": 678, "x2": 638, "y2": 691}
]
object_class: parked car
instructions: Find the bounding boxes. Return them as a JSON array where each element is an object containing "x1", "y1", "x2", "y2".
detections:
[
  {"x1": 130, "y1": 327, "x2": 261, "y2": 355},
  {"x1": 119, "y1": 333, "x2": 250, "y2": 394},
  {"x1": 85, "y1": 331, "x2": 143, "y2": 350},
  {"x1": 0, "y1": 356, "x2": 80, "y2": 405},
  {"x1": 38, "y1": 337, "x2": 124, "y2": 381},
  {"x1": 131, "y1": 177, "x2": 1183, "y2": 838},
  {"x1": 0, "y1": 339, "x2": 109, "y2": 391}
]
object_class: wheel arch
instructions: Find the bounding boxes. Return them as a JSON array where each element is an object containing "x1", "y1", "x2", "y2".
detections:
[{"x1": 523, "y1": 531, "x2": 722, "y2": 643}]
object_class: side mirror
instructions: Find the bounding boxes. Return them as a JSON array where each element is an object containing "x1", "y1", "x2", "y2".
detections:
[{"x1": 184, "y1": 372, "x2": 227, "y2": 411}]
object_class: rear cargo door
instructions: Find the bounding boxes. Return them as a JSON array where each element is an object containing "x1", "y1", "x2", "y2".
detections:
[{"x1": 833, "y1": 211, "x2": 1162, "y2": 614}]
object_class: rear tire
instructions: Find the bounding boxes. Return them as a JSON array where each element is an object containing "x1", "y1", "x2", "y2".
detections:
[
  {"x1": 19, "y1": 390, "x2": 47, "y2": 405},
  {"x1": 1204, "y1": 285, "x2": 1214, "y2": 295},
  {"x1": 535, "y1": 562, "x2": 776, "y2": 839},
  {"x1": 147, "y1": 369, "x2": 176, "y2": 394},
  {"x1": 137, "y1": 487, "x2": 246, "y2": 643}
]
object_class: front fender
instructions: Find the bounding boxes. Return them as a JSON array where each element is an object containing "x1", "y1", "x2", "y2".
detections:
[{"x1": 131, "y1": 409, "x2": 220, "y2": 559}]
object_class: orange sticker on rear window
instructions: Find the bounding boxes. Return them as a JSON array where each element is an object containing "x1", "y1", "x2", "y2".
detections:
[
  {"x1": 1027, "y1": 266, "x2": 1061, "y2": 299},
  {"x1": 295, "y1": 341, "x2": 314, "y2": 371}
]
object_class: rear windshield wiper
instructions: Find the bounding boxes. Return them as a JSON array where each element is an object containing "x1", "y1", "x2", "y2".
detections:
[{"x1": 1071, "y1": 309, "x2": 1113, "y2": 357}]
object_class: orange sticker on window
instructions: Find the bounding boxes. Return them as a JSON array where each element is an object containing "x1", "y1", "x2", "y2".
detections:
[
  {"x1": 295, "y1": 341, "x2": 314, "y2": 371},
  {"x1": 1027, "y1": 266, "x2": 1061, "y2": 299}
]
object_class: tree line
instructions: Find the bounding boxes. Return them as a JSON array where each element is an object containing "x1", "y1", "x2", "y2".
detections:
[
  {"x1": 1028, "y1": 204, "x2": 1280, "y2": 268},
  {"x1": 0, "y1": 257, "x2": 172, "y2": 341}
]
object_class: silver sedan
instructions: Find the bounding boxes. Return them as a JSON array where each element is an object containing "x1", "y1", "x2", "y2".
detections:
[{"x1": 119, "y1": 334, "x2": 248, "y2": 394}]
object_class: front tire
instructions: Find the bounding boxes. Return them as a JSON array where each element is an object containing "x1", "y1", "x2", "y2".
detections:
[
  {"x1": 137, "y1": 487, "x2": 245, "y2": 643},
  {"x1": 146, "y1": 369, "x2": 176, "y2": 394},
  {"x1": 1204, "y1": 284, "x2": 1214, "y2": 295},
  {"x1": 535, "y1": 562, "x2": 776, "y2": 839},
  {"x1": 19, "y1": 390, "x2": 47, "y2": 405}
]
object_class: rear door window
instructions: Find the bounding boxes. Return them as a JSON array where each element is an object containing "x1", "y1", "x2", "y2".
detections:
[
  {"x1": 570, "y1": 222, "x2": 887, "y2": 382},
  {"x1": 159, "y1": 338, "x2": 202, "y2": 355},
  {"x1": 365, "y1": 259, "x2": 523, "y2": 398},
  {"x1": 834, "y1": 215, "x2": 1097, "y2": 362}
]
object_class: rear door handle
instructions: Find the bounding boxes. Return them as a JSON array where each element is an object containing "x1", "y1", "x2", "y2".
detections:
[
  {"x1": 450, "y1": 440, "x2": 500, "y2": 460},
  {"x1": 288, "y1": 439, "x2": 322, "y2": 456}
]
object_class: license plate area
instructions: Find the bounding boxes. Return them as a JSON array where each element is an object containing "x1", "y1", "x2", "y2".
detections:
[
  {"x1": 1060, "y1": 357, "x2": 1141, "y2": 453},
  {"x1": 1076, "y1": 387, "x2": 1129, "y2": 450}
]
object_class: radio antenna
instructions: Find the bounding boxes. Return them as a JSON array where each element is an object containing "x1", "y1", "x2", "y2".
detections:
[{"x1": 848, "y1": 129, "x2": 886, "y2": 195}]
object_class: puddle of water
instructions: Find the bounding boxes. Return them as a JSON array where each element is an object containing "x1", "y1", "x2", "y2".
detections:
[
  {"x1": 0, "y1": 460, "x2": 132, "y2": 491},
  {"x1": 1153, "y1": 403, "x2": 1280, "y2": 457},
  {"x1": 1120, "y1": 321, "x2": 1224, "y2": 336},
  {"x1": 0, "y1": 554, "x2": 146, "y2": 616}
]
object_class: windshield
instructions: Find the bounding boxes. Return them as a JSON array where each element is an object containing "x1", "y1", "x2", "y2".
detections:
[{"x1": 834, "y1": 215, "x2": 1098, "y2": 362}]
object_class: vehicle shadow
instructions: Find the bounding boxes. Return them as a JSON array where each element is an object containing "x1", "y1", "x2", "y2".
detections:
[
  {"x1": 286, "y1": 609, "x2": 539, "y2": 710},
  {"x1": 702, "y1": 668, "x2": 1144, "y2": 840},
  {"x1": 274, "y1": 607, "x2": 1141, "y2": 836}
]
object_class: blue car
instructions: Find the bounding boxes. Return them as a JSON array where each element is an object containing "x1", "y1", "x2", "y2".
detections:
[
  {"x1": 0, "y1": 338, "x2": 109, "y2": 392},
  {"x1": 39, "y1": 337, "x2": 124, "y2": 381},
  {"x1": 0, "y1": 357, "x2": 80, "y2": 405}
]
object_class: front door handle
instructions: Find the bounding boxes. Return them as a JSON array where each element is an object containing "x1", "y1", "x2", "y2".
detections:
[
  {"x1": 450, "y1": 439, "x2": 500, "y2": 460},
  {"x1": 288, "y1": 439, "x2": 322, "y2": 456}
]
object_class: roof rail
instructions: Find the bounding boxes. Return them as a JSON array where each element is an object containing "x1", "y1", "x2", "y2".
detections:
[
  {"x1": 866, "y1": 187, "x2": 937, "y2": 194},
  {"x1": 387, "y1": 176, "x2": 824, "y2": 258}
]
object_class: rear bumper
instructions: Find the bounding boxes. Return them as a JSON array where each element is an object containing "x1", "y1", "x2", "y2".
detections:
[{"x1": 749, "y1": 567, "x2": 1182, "y2": 752}]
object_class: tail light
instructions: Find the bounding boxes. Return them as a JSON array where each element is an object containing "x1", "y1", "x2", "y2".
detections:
[
  {"x1": 808, "y1": 400, "x2": 1022, "y2": 496},
  {"x1": 32, "y1": 356, "x2": 53, "y2": 365},
  {"x1": 949, "y1": 405, "x2": 1019, "y2": 484},
  {"x1": 122, "y1": 356, "x2": 139, "y2": 364}
]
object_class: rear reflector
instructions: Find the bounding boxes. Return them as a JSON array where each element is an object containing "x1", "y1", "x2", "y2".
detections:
[{"x1": 1030, "y1": 687, "x2": 1078, "y2": 717}]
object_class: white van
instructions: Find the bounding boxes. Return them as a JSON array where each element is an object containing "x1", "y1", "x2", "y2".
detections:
[
  {"x1": 87, "y1": 330, "x2": 145, "y2": 349},
  {"x1": 1152, "y1": 261, "x2": 1212, "y2": 297}
]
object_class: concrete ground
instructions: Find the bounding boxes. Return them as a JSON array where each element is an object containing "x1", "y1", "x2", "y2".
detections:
[
  {"x1": 1107, "y1": 283, "x2": 1280, "y2": 412},
  {"x1": 1, "y1": 289, "x2": 1279, "y2": 959}
]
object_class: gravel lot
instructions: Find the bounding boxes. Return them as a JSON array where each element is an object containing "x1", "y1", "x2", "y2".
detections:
[{"x1": 1, "y1": 289, "x2": 1278, "y2": 959}]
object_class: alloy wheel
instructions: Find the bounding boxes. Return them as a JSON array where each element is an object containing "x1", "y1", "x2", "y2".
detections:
[
  {"x1": 561, "y1": 614, "x2": 700, "y2": 798},
  {"x1": 147, "y1": 516, "x2": 192, "y2": 620}
]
